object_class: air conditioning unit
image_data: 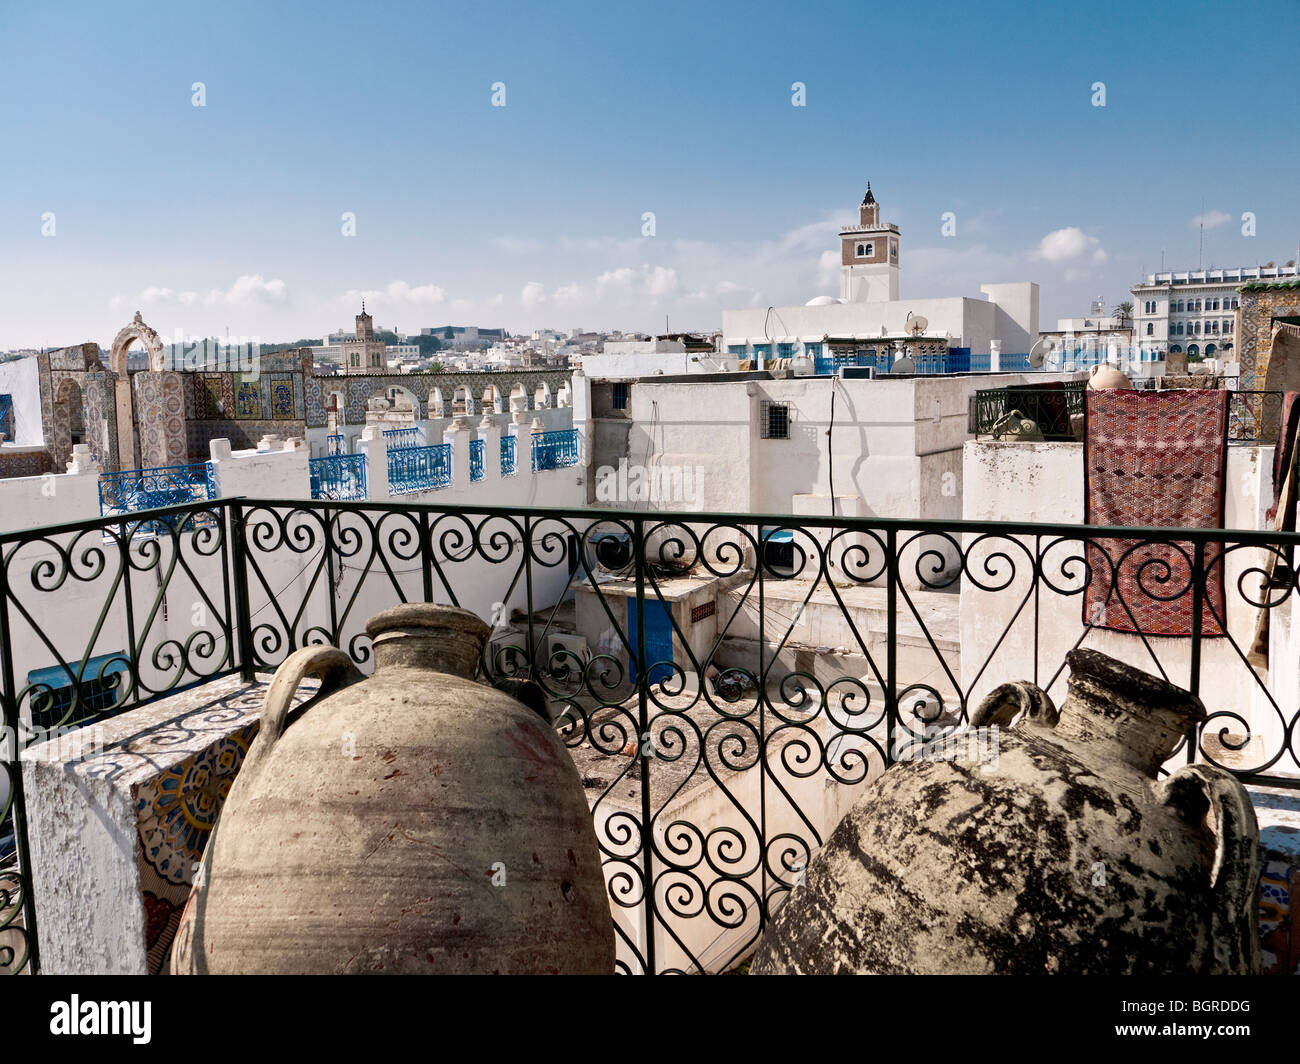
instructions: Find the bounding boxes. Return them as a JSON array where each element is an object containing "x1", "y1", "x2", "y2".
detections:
[
  {"x1": 838, "y1": 365, "x2": 876, "y2": 380},
  {"x1": 547, "y1": 633, "x2": 590, "y2": 667},
  {"x1": 486, "y1": 628, "x2": 527, "y2": 672}
]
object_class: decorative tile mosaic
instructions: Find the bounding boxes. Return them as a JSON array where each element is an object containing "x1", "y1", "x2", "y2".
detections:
[
  {"x1": 133, "y1": 371, "x2": 188, "y2": 468},
  {"x1": 270, "y1": 375, "x2": 294, "y2": 420},
  {"x1": 133, "y1": 723, "x2": 258, "y2": 973},
  {"x1": 235, "y1": 380, "x2": 261, "y2": 419}
]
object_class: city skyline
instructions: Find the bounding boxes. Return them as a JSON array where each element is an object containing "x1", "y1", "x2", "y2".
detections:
[{"x1": 2, "y1": 0, "x2": 1298, "y2": 348}]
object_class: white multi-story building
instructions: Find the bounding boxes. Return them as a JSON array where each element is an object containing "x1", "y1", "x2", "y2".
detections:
[{"x1": 1131, "y1": 265, "x2": 1300, "y2": 363}]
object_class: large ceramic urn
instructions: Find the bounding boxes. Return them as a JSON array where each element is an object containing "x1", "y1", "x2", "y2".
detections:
[
  {"x1": 752, "y1": 649, "x2": 1260, "y2": 975},
  {"x1": 1088, "y1": 362, "x2": 1132, "y2": 390},
  {"x1": 171, "y1": 604, "x2": 614, "y2": 974}
]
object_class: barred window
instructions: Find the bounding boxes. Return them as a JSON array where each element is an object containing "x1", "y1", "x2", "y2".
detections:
[
  {"x1": 612, "y1": 382, "x2": 629, "y2": 409},
  {"x1": 761, "y1": 401, "x2": 790, "y2": 440}
]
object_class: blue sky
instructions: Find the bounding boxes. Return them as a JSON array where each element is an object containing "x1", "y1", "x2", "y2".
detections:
[{"x1": 2, "y1": 0, "x2": 1297, "y2": 348}]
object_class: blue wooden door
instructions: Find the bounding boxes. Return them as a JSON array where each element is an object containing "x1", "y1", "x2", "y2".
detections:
[{"x1": 627, "y1": 597, "x2": 673, "y2": 685}]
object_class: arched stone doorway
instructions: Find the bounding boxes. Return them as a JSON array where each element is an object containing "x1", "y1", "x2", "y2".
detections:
[
  {"x1": 106, "y1": 312, "x2": 185, "y2": 471},
  {"x1": 109, "y1": 311, "x2": 165, "y2": 375}
]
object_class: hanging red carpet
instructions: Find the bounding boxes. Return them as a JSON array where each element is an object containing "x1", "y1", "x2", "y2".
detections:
[{"x1": 1084, "y1": 389, "x2": 1229, "y2": 637}]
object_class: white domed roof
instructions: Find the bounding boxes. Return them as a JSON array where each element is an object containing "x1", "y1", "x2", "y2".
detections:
[{"x1": 805, "y1": 295, "x2": 843, "y2": 306}]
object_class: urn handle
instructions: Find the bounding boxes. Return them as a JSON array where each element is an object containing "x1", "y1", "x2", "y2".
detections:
[
  {"x1": 970, "y1": 681, "x2": 1059, "y2": 730},
  {"x1": 259, "y1": 645, "x2": 365, "y2": 749},
  {"x1": 1157, "y1": 765, "x2": 1261, "y2": 973}
]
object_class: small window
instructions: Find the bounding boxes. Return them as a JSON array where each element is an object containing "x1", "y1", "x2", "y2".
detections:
[
  {"x1": 611, "y1": 382, "x2": 629, "y2": 410},
  {"x1": 761, "y1": 401, "x2": 790, "y2": 440},
  {"x1": 1146, "y1": 323, "x2": 1154, "y2": 335},
  {"x1": 27, "y1": 655, "x2": 127, "y2": 730}
]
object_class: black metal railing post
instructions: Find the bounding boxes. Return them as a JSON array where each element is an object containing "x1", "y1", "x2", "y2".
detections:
[
  {"x1": 228, "y1": 499, "x2": 257, "y2": 682},
  {"x1": 324, "y1": 506, "x2": 340, "y2": 645},
  {"x1": 885, "y1": 527, "x2": 898, "y2": 765},
  {"x1": 1186, "y1": 539, "x2": 1206, "y2": 764},
  {"x1": 631, "y1": 514, "x2": 655, "y2": 974},
  {"x1": 755, "y1": 521, "x2": 768, "y2": 937},
  {"x1": 522, "y1": 514, "x2": 536, "y2": 678},
  {"x1": 418, "y1": 509, "x2": 434, "y2": 605},
  {"x1": 0, "y1": 540, "x2": 38, "y2": 974}
]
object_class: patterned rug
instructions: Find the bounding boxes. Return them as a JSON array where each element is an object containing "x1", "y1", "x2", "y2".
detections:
[{"x1": 1083, "y1": 389, "x2": 1228, "y2": 637}]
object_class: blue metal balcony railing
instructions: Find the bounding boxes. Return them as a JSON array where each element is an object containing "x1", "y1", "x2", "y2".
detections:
[
  {"x1": 98, "y1": 461, "x2": 217, "y2": 528},
  {"x1": 531, "y1": 429, "x2": 580, "y2": 471},
  {"x1": 469, "y1": 438, "x2": 484, "y2": 482},
  {"x1": 327, "y1": 434, "x2": 346, "y2": 456},
  {"x1": 310, "y1": 454, "x2": 367, "y2": 501},
  {"x1": 501, "y1": 434, "x2": 517, "y2": 476},
  {"x1": 382, "y1": 427, "x2": 422, "y2": 449},
  {"x1": 388, "y1": 443, "x2": 451, "y2": 494}
]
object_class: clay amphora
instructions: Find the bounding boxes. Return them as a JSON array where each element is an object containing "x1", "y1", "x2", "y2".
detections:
[
  {"x1": 752, "y1": 649, "x2": 1260, "y2": 974},
  {"x1": 1088, "y1": 363, "x2": 1132, "y2": 390},
  {"x1": 171, "y1": 603, "x2": 614, "y2": 974}
]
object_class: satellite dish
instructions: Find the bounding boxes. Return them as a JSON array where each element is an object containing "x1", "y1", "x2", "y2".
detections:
[
  {"x1": 908, "y1": 315, "x2": 929, "y2": 337},
  {"x1": 1029, "y1": 349, "x2": 1046, "y2": 369},
  {"x1": 889, "y1": 355, "x2": 916, "y2": 375}
]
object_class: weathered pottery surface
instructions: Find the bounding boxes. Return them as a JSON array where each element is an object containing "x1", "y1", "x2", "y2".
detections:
[
  {"x1": 171, "y1": 603, "x2": 614, "y2": 974},
  {"x1": 752, "y1": 649, "x2": 1260, "y2": 974},
  {"x1": 990, "y1": 408, "x2": 1045, "y2": 442},
  {"x1": 1088, "y1": 363, "x2": 1132, "y2": 390}
]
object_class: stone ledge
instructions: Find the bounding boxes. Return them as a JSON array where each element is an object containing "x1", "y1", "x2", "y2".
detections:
[{"x1": 21, "y1": 673, "x2": 317, "y2": 974}]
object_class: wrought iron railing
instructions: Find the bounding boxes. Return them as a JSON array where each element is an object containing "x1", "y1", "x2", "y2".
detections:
[
  {"x1": 501, "y1": 434, "x2": 517, "y2": 476},
  {"x1": 381, "y1": 427, "x2": 422, "y2": 449},
  {"x1": 469, "y1": 438, "x2": 484, "y2": 482},
  {"x1": 1227, "y1": 390, "x2": 1285, "y2": 444},
  {"x1": 97, "y1": 461, "x2": 217, "y2": 532},
  {"x1": 0, "y1": 497, "x2": 1297, "y2": 974},
  {"x1": 309, "y1": 454, "x2": 367, "y2": 501},
  {"x1": 387, "y1": 443, "x2": 451, "y2": 494},
  {"x1": 532, "y1": 429, "x2": 580, "y2": 471},
  {"x1": 970, "y1": 382, "x2": 1088, "y2": 439}
]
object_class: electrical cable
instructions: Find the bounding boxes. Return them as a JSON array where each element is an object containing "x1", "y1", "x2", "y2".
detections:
[{"x1": 828, "y1": 386, "x2": 837, "y2": 518}]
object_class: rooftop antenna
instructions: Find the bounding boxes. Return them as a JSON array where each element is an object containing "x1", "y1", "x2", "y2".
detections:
[{"x1": 1198, "y1": 200, "x2": 1204, "y2": 269}]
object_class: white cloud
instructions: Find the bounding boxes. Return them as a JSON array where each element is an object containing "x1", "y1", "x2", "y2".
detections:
[
  {"x1": 521, "y1": 281, "x2": 546, "y2": 307},
  {"x1": 1034, "y1": 227, "x2": 1106, "y2": 265},
  {"x1": 594, "y1": 264, "x2": 678, "y2": 298},
  {"x1": 119, "y1": 273, "x2": 288, "y2": 309},
  {"x1": 552, "y1": 283, "x2": 585, "y2": 306},
  {"x1": 345, "y1": 280, "x2": 447, "y2": 306},
  {"x1": 1191, "y1": 210, "x2": 1231, "y2": 230},
  {"x1": 221, "y1": 274, "x2": 289, "y2": 305},
  {"x1": 817, "y1": 249, "x2": 840, "y2": 290}
]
